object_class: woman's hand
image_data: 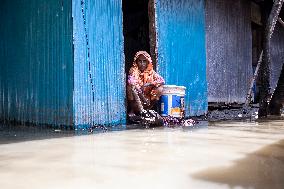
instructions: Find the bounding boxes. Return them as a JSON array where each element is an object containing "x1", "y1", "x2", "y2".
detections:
[
  {"x1": 143, "y1": 83, "x2": 155, "y2": 88},
  {"x1": 142, "y1": 83, "x2": 155, "y2": 92}
]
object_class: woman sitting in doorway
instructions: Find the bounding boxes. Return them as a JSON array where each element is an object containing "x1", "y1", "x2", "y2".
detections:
[{"x1": 127, "y1": 51, "x2": 165, "y2": 121}]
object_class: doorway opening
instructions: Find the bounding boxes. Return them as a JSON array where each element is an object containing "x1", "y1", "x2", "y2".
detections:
[
  {"x1": 122, "y1": 0, "x2": 150, "y2": 73},
  {"x1": 251, "y1": 22, "x2": 263, "y2": 103},
  {"x1": 250, "y1": 1, "x2": 264, "y2": 104},
  {"x1": 122, "y1": 0, "x2": 152, "y2": 120}
]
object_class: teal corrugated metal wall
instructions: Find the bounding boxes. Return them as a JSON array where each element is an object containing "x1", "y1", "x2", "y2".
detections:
[
  {"x1": 72, "y1": 0, "x2": 126, "y2": 128},
  {"x1": 0, "y1": 0, "x2": 73, "y2": 126},
  {"x1": 156, "y1": 0, "x2": 208, "y2": 116}
]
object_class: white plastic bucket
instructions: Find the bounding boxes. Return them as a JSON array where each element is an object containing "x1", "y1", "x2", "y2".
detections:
[{"x1": 160, "y1": 85, "x2": 186, "y2": 118}]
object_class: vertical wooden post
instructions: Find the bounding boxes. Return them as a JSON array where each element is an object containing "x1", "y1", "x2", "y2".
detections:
[{"x1": 148, "y1": 0, "x2": 158, "y2": 68}]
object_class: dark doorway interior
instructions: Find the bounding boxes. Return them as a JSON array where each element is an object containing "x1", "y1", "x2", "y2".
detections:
[
  {"x1": 251, "y1": 22, "x2": 263, "y2": 103},
  {"x1": 122, "y1": 0, "x2": 151, "y2": 120},
  {"x1": 122, "y1": 0, "x2": 150, "y2": 74}
]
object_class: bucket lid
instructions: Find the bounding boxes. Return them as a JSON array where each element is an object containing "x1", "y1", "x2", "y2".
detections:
[{"x1": 163, "y1": 85, "x2": 186, "y2": 89}]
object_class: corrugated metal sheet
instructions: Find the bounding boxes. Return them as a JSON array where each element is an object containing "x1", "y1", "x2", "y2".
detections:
[
  {"x1": 72, "y1": 0, "x2": 126, "y2": 128},
  {"x1": 269, "y1": 21, "x2": 284, "y2": 112},
  {"x1": 270, "y1": 23, "x2": 284, "y2": 93},
  {"x1": 0, "y1": 0, "x2": 73, "y2": 126},
  {"x1": 155, "y1": 0, "x2": 207, "y2": 116},
  {"x1": 269, "y1": 20, "x2": 284, "y2": 113},
  {"x1": 206, "y1": 0, "x2": 253, "y2": 103}
]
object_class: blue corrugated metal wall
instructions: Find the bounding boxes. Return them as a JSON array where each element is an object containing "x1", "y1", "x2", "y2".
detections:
[
  {"x1": 0, "y1": 0, "x2": 73, "y2": 126},
  {"x1": 156, "y1": 0, "x2": 208, "y2": 116},
  {"x1": 72, "y1": 0, "x2": 126, "y2": 128}
]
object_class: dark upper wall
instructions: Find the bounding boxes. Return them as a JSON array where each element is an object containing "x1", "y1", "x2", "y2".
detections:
[
  {"x1": 122, "y1": 0, "x2": 150, "y2": 74},
  {"x1": 206, "y1": 0, "x2": 253, "y2": 103},
  {"x1": 0, "y1": 0, "x2": 73, "y2": 126}
]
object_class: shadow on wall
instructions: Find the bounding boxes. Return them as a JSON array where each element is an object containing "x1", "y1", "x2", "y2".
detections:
[{"x1": 192, "y1": 140, "x2": 284, "y2": 189}]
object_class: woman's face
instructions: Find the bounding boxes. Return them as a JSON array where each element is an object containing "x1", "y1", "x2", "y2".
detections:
[{"x1": 137, "y1": 55, "x2": 148, "y2": 72}]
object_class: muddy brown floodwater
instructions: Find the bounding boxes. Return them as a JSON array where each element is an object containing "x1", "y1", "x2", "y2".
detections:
[{"x1": 0, "y1": 120, "x2": 284, "y2": 189}]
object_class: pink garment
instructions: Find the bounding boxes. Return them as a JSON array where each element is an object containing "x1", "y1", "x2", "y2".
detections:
[
  {"x1": 128, "y1": 51, "x2": 165, "y2": 89},
  {"x1": 128, "y1": 51, "x2": 165, "y2": 101}
]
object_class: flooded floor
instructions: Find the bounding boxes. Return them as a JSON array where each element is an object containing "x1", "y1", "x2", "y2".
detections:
[{"x1": 1, "y1": 120, "x2": 284, "y2": 189}]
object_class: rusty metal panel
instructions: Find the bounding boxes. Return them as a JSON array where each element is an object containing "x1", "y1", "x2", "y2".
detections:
[
  {"x1": 270, "y1": 23, "x2": 284, "y2": 94},
  {"x1": 72, "y1": 0, "x2": 126, "y2": 128},
  {"x1": 206, "y1": 0, "x2": 253, "y2": 103},
  {"x1": 155, "y1": 0, "x2": 208, "y2": 116},
  {"x1": 0, "y1": 0, "x2": 73, "y2": 126}
]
